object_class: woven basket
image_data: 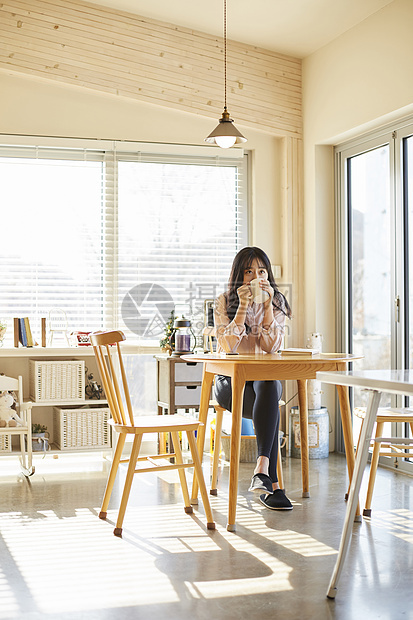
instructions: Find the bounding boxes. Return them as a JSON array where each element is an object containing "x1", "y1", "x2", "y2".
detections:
[
  {"x1": 221, "y1": 433, "x2": 258, "y2": 463},
  {"x1": 53, "y1": 407, "x2": 111, "y2": 450},
  {"x1": 30, "y1": 360, "x2": 85, "y2": 403},
  {"x1": 0, "y1": 433, "x2": 11, "y2": 452}
]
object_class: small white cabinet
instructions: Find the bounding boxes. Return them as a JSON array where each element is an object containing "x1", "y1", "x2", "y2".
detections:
[{"x1": 155, "y1": 354, "x2": 204, "y2": 414}]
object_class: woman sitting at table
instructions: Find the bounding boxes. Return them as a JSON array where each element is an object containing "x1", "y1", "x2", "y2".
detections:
[{"x1": 214, "y1": 246, "x2": 293, "y2": 510}]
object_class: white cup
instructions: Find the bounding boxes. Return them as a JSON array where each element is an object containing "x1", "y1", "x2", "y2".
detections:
[{"x1": 250, "y1": 278, "x2": 270, "y2": 304}]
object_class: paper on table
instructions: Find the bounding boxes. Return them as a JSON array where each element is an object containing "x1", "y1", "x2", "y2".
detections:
[{"x1": 279, "y1": 348, "x2": 320, "y2": 357}]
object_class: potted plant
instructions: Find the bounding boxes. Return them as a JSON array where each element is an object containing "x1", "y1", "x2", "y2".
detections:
[
  {"x1": 31, "y1": 423, "x2": 49, "y2": 452},
  {"x1": 0, "y1": 320, "x2": 6, "y2": 347},
  {"x1": 159, "y1": 310, "x2": 175, "y2": 355}
]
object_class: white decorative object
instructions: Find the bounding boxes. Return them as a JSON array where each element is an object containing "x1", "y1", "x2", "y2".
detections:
[
  {"x1": 48, "y1": 308, "x2": 70, "y2": 346},
  {"x1": 0, "y1": 391, "x2": 23, "y2": 427},
  {"x1": 307, "y1": 332, "x2": 323, "y2": 409},
  {"x1": 307, "y1": 332, "x2": 323, "y2": 351}
]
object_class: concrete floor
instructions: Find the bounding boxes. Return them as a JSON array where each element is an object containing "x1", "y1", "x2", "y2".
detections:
[{"x1": 0, "y1": 450, "x2": 413, "y2": 620}]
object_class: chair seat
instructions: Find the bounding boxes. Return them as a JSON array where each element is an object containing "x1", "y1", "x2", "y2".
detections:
[
  {"x1": 354, "y1": 406, "x2": 413, "y2": 422},
  {"x1": 353, "y1": 406, "x2": 413, "y2": 517},
  {"x1": 0, "y1": 425, "x2": 29, "y2": 433},
  {"x1": 110, "y1": 415, "x2": 201, "y2": 434}
]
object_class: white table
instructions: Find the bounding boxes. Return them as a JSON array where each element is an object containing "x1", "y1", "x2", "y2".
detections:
[{"x1": 316, "y1": 369, "x2": 413, "y2": 599}]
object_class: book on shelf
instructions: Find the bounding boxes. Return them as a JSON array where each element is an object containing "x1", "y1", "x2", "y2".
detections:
[
  {"x1": 279, "y1": 347, "x2": 320, "y2": 357},
  {"x1": 24, "y1": 317, "x2": 36, "y2": 347},
  {"x1": 13, "y1": 318, "x2": 19, "y2": 347},
  {"x1": 18, "y1": 318, "x2": 28, "y2": 347},
  {"x1": 14, "y1": 316, "x2": 38, "y2": 347}
]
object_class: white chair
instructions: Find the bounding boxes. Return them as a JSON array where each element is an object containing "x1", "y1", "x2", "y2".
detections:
[
  {"x1": 353, "y1": 406, "x2": 413, "y2": 517},
  {"x1": 48, "y1": 308, "x2": 70, "y2": 346},
  {"x1": 0, "y1": 375, "x2": 34, "y2": 476}
]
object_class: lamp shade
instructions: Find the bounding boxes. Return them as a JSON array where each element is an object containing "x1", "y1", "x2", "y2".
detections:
[{"x1": 205, "y1": 109, "x2": 247, "y2": 149}]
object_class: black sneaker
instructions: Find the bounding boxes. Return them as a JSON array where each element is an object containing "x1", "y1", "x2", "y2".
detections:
[
  {"x1": 259, "y1": 490, "x2": 293, "y2": 510},
  {"x1": 248, "y1": 473, "x2": 273, "y2": 494}
]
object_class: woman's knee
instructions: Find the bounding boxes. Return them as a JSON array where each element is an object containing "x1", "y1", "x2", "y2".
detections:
[
  {"x1": 255, "y1": 380, "x2": 282, "y2": 401},
  {"x1": 214, "y1": 375, "x2": 232, "y2": 411}
]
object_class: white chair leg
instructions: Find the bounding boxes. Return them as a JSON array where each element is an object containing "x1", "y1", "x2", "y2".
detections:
[
  {"x1": 20, "y1": 429, "x2": 34, "y2": 477},
  {"x1": 327, "y1": 389, "x2": 381, "y2": 599},
  {"x1": 19, "y1": 433, "x2": 27, "y2": 471}
]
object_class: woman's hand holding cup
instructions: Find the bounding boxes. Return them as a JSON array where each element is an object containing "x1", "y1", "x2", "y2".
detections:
[
  {"x1": 249, "y1": 278, "x2": 272, "y2": 304},
  {"x1": 237, "y1": 283, "x2": 253, "y2": 306}
]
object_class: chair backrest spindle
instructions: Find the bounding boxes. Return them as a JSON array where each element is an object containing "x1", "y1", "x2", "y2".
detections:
[
  {"x1": 105, "y1": 344, "x2": 128, "y2": 425},
  {"x1": 116, "y1": 342, "x2": 134, "y2": 426},
  {"x1": 93, "y1": 344, "x2": 121, "y2": 424},
  {"x1": 90, "y1": 330, "x2": 133, "y2": 427}
]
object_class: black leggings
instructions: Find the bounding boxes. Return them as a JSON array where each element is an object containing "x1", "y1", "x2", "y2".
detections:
[{"x1": 214, "y1": 376, "x2": 282, "y2": 482}]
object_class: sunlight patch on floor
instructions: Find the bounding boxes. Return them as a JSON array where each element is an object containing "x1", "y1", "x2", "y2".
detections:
[
  {"x1": 0, "y1": 568, "x2": 19, "y2": 619},
  {"x1": 206, "y1": 495, "x2": 337, "y2": 557},
  {"x1": 369, "y1": 508, "x2": 413, "y2": 543},
  {"x1": 0, "y1": 508, "x2": 181, "y2": 614},
  {"x1": 0, "y1": 474, "x2": 344, "y2": 616},
  {"x1": 0, "y1": 452, "x2": 110, "y2": 478}
]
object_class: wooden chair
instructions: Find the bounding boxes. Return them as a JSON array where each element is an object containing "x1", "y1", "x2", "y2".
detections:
[
  {"x1": 0, "y1": 375, "x2": 34, "y2": 477},
  {"x1": 90, "y1": 330, "x2": 215, "y2": 537},
  {"x1": 210, "y1": 402, "x2": 284, "y2": 495},
  {"x1": 353, "y1": 407, "x2": 413, "y2": 517}
]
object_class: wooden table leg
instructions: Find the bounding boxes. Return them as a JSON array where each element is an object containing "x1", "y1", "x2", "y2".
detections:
[
  {"x1": 191, "y1": 369, "x2": 214, "y2": 505},
  {"x1": 227, "y1": 366, "x2": 246, "y2": 532},
  {"x1": 297, "y1": 379, "x2": 310, "y2": 497},
  {"x1": 336, "y1": 383, "x2": 361, "y2": 520}
]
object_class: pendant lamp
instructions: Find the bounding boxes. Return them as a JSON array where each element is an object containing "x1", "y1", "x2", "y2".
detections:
[{"x1": 205, "y1": 0, "x2": 247, "y2": 148}]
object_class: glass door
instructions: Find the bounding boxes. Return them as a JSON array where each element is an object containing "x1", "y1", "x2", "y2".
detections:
[
  {"x1": 346, "y1": 142, "x2": 393, "y2": 441},
  {"x1": 397, "y1": 130, "x2": 413, "y2": 473},
  {"x1": 406, "y1": 134, "x2": 413, "y2": 372},
  {"x1": 337, "y1": 122, "x2": 413, "y2": 474}
]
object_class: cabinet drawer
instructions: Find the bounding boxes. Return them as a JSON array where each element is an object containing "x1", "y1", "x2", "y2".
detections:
[
  {"x1": 175, "y1": 361, "x2": 203, "y2": 382},
  {"x1": 174, "y1": 385, "x2": 202, "y2": 406}
]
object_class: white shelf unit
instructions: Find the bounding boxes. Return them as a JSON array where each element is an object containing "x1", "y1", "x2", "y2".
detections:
[{"x1": 0, "y1": 347, "x2": 113, "y2": 457}]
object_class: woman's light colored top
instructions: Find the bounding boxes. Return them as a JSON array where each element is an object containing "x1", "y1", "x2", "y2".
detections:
[{"x1": 214, "y1": 293, "x2": 285, "y2": 354}]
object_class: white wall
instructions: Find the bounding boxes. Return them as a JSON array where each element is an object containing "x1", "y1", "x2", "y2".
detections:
[
  {"x1": 302, "y1": 0, "x2": 413, "y2": 446},
  {"x1": 0, "y1": 72, "x2": 283, "y2": 267}
]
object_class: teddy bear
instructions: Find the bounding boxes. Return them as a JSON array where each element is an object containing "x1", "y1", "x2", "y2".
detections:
[{"x1": 0, "y1": 391, "x2": 23, "y2": 427}]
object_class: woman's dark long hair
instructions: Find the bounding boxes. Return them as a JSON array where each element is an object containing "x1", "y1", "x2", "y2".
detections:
[{"x1": 226, "y1": 246, "x2": 292, "y2": 324}]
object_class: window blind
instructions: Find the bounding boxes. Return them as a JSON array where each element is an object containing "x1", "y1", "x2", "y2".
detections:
[
  {"x1": 115, "y1": 151, "x2": 247, "y2": 343},
  {"x1": 0, "y1": 147, "x2": 105, "y2": 342},
  {"x1": 0, "y1": 140, "x2": 248, "y2": 345}
]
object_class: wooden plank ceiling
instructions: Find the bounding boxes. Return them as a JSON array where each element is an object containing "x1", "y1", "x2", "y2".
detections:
[{"x1": 0, "y1": 0, "x2": 302, "y2": 137}]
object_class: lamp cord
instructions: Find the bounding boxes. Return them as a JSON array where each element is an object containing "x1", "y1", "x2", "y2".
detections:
[{"x1": 224, "y1": 0, "x2": 227, "y2": 110}]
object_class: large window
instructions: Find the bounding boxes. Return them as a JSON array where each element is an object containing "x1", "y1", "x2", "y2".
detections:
[
  {"x1": 336, "y1": 120, "x2": 413, "y2": 473},
  {"x1": 0, "y1": 139, "x2": 248, "y2": 346}
]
